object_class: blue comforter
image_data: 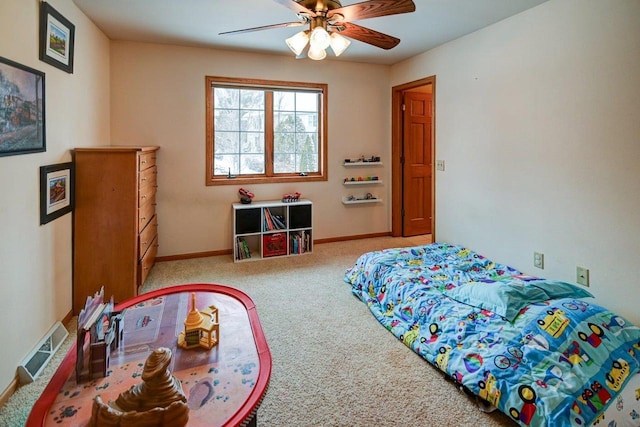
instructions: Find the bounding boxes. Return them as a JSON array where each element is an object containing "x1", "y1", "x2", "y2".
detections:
[{"x1": 345, "y1": 243, "x2": 640, "y2": 427}]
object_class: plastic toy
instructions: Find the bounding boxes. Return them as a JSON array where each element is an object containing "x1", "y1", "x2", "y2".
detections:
[
  {"x1": 91, "y1": 347, "x2": 189, "y2": 426},
  {"x1": 282, "y1": 192, "x2": 301, "y2": 203},
  {"x1": 238, "y1": 187, "x2": 254, "y2": 204},
  {"x1": 177, "y1": 293, "x2": 219, "y2": 350}
]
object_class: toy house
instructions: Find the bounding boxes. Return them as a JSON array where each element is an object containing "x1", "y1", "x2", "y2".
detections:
[
  {"x1": 178, "y1": 293, "x2": 219, "y2": 350},
  {"x1": 76, "y1": 287, "x2": 123, "y2": 382}
]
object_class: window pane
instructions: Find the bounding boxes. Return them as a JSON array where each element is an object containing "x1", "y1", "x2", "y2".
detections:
[
  {"x1": 240, "y1": 90, "x2": 264, "y2": 110},
  {"x1": 241, "y1": 154, "x2": 265, "y2": 174},
  {"x1": 274, "y1": 131, "x2": 295, "y2": 154},
  {"x1": 296, "y1": 92, "x2": 318, "y2": 112},
  {"x1": 274, "y1": 112, "x2": 296, "y2": 130},
  {"x1": 296, "y1": 112, "x2": 317, "y2": 132},
  {"x1": 214, "y1": 88, "x2": 239, "y2": 108},
  {"x1": 215, "y1": 109, "x2": 239, "y2": 131},
  {"x1": 274, "y1": 91, "x2": 295, "y2": 111},
  {"x1": 215, "y1": 131, "x2": 239, "y2": 154},
  {"x1": 214, "y1": 154, "x2": 239, "y2": 175},
  {"x1": 274, "y1": 153, "x2": 296, "y2": 173},
  {"x1": 297, "y1": 153, "x2": 318, "y2": 173},
  {"x1": 240, "y1": 132, "x2": 264, "y2": 154},
  {"x1": 241, "y1": 111, "x2": 264, "y2": 132}
]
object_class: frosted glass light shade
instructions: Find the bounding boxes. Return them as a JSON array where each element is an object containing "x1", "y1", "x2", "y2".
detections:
[
  {"x1": 329, "y1": 32, "x2": 351, "y2": 56},
  {"x1": 309, "y1": 27, "x2": 331, "y2": 50},
  {"x1": 286, "y1": 31, "x2": 309, "y2": 56},
  {"x1": 308, "y1": 45, "x2": 327, "y2": 60}
]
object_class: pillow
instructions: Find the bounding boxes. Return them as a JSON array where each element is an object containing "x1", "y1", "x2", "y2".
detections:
[
  {"x1": 443, "y1": 281, "x2": 550, "y2": 322},
  {"x1": 527, "y1": 280, "x2": 594, "y2": 300}
]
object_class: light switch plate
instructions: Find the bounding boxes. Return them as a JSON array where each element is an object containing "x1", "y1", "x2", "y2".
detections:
[{"x1": 436, "y1": 160, "x2": 445, "y2": 171}]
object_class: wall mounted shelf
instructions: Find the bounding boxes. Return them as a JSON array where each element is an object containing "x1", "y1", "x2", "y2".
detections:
[
  {"x1": 343, "y1": 161, "x2": 382, "y2": 167},
  {"x1": 343, "y1": 180, "x2": 383, "y2": 186},
  {"x1": 342, "y1": 197, "x2": 382, "y2": 205}
]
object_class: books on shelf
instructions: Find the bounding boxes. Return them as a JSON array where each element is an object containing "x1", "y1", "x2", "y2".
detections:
[
  {"x1": 236, "y1": 237, "x2": 252, "y2": 260},
  {"x1": 263, "y1": 208, "x2": 286, "y2": 231},
  {"x1": 290, "y1": 230, "x2": 311, "y2": 254}
]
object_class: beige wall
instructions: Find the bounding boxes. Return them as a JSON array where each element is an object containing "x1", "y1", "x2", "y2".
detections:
[
  {"x1": 391, "y1": 0, "x2": 640, "y2": 324},
  {"x1": 110, "y1": 42, "x2": 392, "y2": 257},
  {"x1": 0, "y1": 0, "x2": 110, "y2": 391}
]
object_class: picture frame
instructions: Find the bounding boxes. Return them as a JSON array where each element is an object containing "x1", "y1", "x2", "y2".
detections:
[
  {"x1": 40, "y1": 162, "x2": 74, "y2": 225},
  {"x1": 0, "y1": 57, "x2": 46, "y2": 157},
  {"x1": 39, "y1": 2, "x2": 75, "y2": 73}
]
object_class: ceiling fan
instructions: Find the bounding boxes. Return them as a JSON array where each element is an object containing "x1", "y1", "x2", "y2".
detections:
[{"x1": 219, "y1": 0, "x2": 416, "y2": 60}]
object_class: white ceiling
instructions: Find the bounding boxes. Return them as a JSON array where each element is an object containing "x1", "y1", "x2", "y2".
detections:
[{"x1": 72, "y1": 0, "x2": 549, "y2": 65}]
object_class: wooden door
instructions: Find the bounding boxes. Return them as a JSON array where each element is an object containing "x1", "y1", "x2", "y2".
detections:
[{"x1": 402, "y1": 91, "x2": 432, "y2": 236}]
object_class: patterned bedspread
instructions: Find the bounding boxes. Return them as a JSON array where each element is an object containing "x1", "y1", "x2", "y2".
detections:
[{"x1": 345, "y1": 243, "x2": 640, "y2": 427}]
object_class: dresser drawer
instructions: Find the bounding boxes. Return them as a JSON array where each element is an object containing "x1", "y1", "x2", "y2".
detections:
[
  {"x1": 139, "y1": 151, "x2": 156, "y2": 171},
  {"x1": 138, "y1": 197, "x2": 156, "y2": 231},
  {"x1": 139, "y1": 215, "x2": 158, "y2": 259},
  {"x1": 139, "y1": 165, "x2": 157, "y2": 190},
  {"x1": 139, "y1": 180, "x2": 156, "y2": 208},
  {"x1": 138, "y1": 236, "x2": 158, "y2": 286}
]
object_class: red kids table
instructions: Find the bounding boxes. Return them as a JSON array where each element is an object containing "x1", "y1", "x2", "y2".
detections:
[{"x1": 26, "y1": 284, "x2": 271, "y2": 427}]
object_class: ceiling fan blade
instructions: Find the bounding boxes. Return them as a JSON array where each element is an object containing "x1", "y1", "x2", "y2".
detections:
[
  {"x1": 219, "y1": 22, "x2": 304, "y2": 35},
  {"x1": 273, "y1": 0, "x2": 316, "y2": 17},
  {"x1": 328, "y1": 0, "x2": 415, "y2": 22},
  {"x1": 337, "y1": 22, "x2": 400, "y2": 50}
]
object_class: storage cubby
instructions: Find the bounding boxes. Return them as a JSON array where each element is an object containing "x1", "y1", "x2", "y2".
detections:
[
  {"x1": 233, "y1": 199, "x2": 312, "y2": 262},
  {"x1": 289, "y1": 230, "x2": 312, "y2": 254}
]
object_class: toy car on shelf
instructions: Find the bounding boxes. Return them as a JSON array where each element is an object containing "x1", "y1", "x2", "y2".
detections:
[{"x1": 282, "y1": 192, "x2": 301, "y2": 203}]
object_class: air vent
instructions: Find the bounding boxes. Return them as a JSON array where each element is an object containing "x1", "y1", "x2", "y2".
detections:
[{"x1": 17, "y1": 321, "x2": 68, "y2": 384}]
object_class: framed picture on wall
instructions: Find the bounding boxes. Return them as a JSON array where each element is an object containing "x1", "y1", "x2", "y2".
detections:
[
  {"x1": 40, "y1": 162, "x2": 74, "y2": 225},
  {"x1": 39, "y1": 2, "x2": 75, "y2": 73},
  {"x1": 0, "y1": 56, "x2": 46, "y2": 157}
]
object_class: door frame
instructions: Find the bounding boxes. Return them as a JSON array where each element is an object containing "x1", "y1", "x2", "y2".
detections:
[{"x1": 391, "y1": 75, "x2": 436, "y2": 238}]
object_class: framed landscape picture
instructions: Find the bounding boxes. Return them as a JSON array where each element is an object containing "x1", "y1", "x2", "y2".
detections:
[
  {"x1": 0, "y1": 56, "x2": 46, "y2": 157},
  {"x1": 39, "y1": 2, "x2": 75, "y2": 73},
  {"x1": 40, "y1": 162, "x2": 74, "y2": 225}
]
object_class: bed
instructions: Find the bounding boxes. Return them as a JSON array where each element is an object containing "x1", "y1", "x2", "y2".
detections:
[{"x1": 345, "y1": 242, "x2": 640, "y2": 427}]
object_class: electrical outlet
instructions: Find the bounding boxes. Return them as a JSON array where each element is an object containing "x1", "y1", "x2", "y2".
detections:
[
  {"x1": 436, "y1": 160, "x2": 445, "y2": 171},
  {"x1": 533, "y1": 252, "x2": 544, "y2": 269},
  {"x1": 576, "y1": 266, "x2": 590, "y2": 287}
]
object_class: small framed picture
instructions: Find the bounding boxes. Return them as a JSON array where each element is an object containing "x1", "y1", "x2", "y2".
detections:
[
  {"x1": 40, "y1": 162, "x2": 74, "y2": 225},
  {"x1": 39, "y1": 2, "x2": 75, "y2": 73},
  {"x1": 0, "y1": 56, "x2": 46, "y2": 157}
]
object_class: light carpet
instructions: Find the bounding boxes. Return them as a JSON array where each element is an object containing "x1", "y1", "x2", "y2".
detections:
[{"x1": 0, "y1": 237, "x2": 515, "y2": 426}]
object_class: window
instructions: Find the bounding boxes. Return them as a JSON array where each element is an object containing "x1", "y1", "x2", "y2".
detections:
[{"x1": 206, "y1": 76, "x2": 328, "y2": 185}]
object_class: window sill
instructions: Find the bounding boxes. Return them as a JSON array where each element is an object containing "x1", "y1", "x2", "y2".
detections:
[{"x1": 207, "y1": 174, "x2": 326, "y2": 186}]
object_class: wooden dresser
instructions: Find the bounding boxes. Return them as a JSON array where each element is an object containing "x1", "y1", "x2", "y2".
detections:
[{"x1": 72, "y1": 146, "x2": 159, "y2": 314}]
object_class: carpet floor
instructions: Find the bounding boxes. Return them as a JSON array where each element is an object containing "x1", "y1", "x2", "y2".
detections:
[{"x1": 0, "y1": 236, "x2": 515, "y2": 426}]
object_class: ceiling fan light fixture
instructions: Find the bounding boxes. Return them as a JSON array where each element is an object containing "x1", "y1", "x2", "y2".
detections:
[
  {"x1": 329, "y1": 32, "x2": 351, "y2": 57},
  {"x1": 309, "y1": 27, "x2": 331, "y2": 50},
  {"x1": 307, "y1": 45, "x2": 327, "y2": 61},
  {"x1": 286, "y1": 30, "x2": 309, "y2": 56}
]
